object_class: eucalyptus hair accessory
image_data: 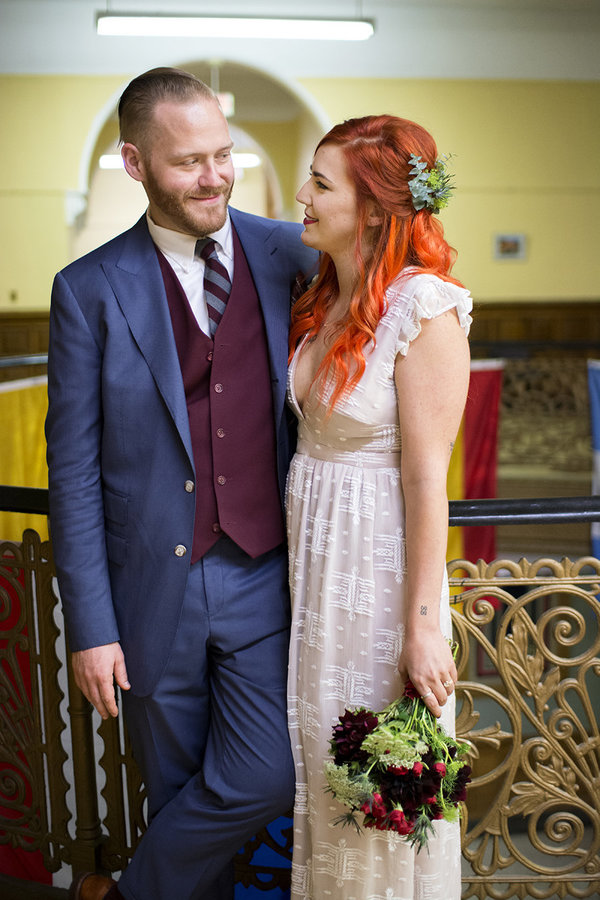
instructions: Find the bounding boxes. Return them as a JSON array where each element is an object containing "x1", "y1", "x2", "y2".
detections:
[{"x1": 407, "y1": 154, "x2": 454, "y2": 214}]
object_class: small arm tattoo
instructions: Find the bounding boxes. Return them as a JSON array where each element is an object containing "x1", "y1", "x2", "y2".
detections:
[
  {"x1": 449, "y1": 440, "x2": 455, "y2": 457},
  {"x1": 420, "y1": 604, "x2": 428, "y2": 615}
]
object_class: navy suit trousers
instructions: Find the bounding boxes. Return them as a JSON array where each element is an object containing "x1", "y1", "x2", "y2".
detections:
[{"x1": 118, "y1": 536, "x2": 294, "y2": 900}]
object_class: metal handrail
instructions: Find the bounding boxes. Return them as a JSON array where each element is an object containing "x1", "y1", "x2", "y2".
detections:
[
  {"x1": 0, "y1": 354, "x2": 48, "y2": 368},
  {"x1": 2, "y1": 485, "x2": 600, "y2": 526},
  {"x1": 448, "y1": 495, "x2": 600, "y2": 525},
  {"x1": 0, "y1": 485, "x2": 50, "y2": 515}
]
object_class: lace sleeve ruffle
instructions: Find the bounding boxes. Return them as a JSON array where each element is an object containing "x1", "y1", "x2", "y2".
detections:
[{"x1": 393, "y1": 273, "x2": 473, "y2": 357}]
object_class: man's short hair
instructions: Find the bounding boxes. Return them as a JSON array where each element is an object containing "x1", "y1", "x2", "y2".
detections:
[{"x1": 118, "y1": 67, "x2": 217, "y2": 149}]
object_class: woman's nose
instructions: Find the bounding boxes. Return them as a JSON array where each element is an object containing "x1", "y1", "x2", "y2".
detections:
[{"x1": 296, "y1": 180, "x2": 310, "y2": 204}]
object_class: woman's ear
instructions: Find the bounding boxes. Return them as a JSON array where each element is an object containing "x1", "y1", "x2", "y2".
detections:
[{"x1": 366, "y1": 202, "x2": 384, "y2": 227}]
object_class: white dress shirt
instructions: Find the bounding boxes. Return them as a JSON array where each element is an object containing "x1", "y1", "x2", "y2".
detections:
[{"x1": 147, "y1": 211, "x2": 234, "y2": 337}]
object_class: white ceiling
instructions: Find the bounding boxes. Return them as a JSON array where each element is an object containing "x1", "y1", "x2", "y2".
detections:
[{"x1": 1, "y1": 0, "x2": 599, "y2": 81}]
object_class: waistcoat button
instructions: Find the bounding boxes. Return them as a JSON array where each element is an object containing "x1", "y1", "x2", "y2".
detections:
[
  {"x1": 174, "y1": 544, "x2": 187, "y2": 557},
  {"x1": 184, "y1": 480, "x2": 195, "y2": 492},
  {"x1": 214, "y1": 383, "x2": 223, "y2": 393},
  {"x1": 217, "y1": 475, "x2": 226, "y2": 485},
  {"x1": 212, "y1": 522, "x2": 221, "y2": 533},
  {"x1": 207, "y1": 351, "x2": 213, "y2": 361},
  {"x1": 216, "y1": 427, "x2": 225, "y2": 438}
]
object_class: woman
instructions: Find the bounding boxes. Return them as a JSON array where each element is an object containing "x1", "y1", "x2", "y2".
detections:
[{"x1": 286, "y1": 115, "x2": 472, "y2": 899}]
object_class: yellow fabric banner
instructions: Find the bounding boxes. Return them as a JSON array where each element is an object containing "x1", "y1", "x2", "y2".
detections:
[
  {"x1": 0, "y1": 377, "x2": 49, "y2": 541},
  {"x1": 446, "y1": 417, "x2": 465, "y2": 565}
]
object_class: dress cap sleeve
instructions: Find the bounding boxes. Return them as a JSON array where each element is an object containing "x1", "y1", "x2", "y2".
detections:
[{"x1": 392, "y1": 272, "x2": 473, "y2": 357}]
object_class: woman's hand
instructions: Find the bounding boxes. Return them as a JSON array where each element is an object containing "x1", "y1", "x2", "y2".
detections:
[{"x1": 397, "y1": 626, "x2": 457, "y2": 717}]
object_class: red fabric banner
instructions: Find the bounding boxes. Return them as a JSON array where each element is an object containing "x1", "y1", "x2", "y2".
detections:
[{"x1": 462, "y1": 362, "x2": 503, "y2": 563}]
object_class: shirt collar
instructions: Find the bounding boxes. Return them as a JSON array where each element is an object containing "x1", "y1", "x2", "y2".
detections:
[{"x1": 146, "y1": 210, "x2": 233, "y2": 274}]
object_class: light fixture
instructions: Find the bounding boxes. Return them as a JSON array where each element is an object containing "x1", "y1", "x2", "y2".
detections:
[
  {"x1": 96, "y1": 13, "x2": 374, "y2": 41},
  {"x1": 99, "y1": 152, "x2": 262, "y2": 170}
]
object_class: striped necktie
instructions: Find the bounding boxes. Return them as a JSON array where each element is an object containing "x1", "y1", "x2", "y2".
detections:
[{"x1": 195, "y1": 238, "x2": 232, "y2": 337}]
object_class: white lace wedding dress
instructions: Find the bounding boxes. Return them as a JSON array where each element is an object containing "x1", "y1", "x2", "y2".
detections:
[{"x1": 286, "y1": 272, "x2": 472, "y2": 900}]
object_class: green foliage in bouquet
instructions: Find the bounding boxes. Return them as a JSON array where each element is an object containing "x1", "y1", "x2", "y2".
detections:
[{"x1": 325, "y1": 681, "x2": 471, "y2": 852}]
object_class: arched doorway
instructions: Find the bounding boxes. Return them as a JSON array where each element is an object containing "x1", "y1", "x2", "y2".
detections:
[{"x1": 70, "y1": 61, "x2": 329, "y2": 261}]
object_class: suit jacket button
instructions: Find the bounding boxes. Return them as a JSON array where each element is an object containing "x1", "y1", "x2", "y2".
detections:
[
  {"x1": 184, "y1": 480, "x2": 195, "y2": 492},
  {"x1": 174, "y1": 544, "x2": 187, "y2": 557}
]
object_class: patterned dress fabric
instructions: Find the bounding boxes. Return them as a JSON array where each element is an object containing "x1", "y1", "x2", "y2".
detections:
[{"x1": 286, "y1": 272, "x2": 473, "y2": 900}]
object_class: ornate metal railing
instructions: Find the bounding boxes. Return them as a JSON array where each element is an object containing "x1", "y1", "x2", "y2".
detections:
[
  {"x1": 1, "y1": 488, "x2": 600, "y2": 899},
  {"x1": 451, "y1": 555, "x2": 600, "y2": 899}
]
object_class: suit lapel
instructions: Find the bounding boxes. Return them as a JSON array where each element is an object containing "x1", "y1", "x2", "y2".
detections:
[
  {"x1": 101, "y1": 217, "x2": 193, "y2": 465},
  {"x1": 230, "y1": 209, "x2": 290, "y2": 416}
]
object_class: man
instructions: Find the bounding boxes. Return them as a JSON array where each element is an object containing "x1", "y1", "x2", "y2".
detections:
[{"x1": 45, "y1": 67, "x2": 318, "y2": 900}]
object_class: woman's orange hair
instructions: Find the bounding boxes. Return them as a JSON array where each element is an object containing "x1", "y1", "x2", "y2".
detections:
[{"x1": 290, "y1": 115, "x2": 463, "y2": 409}]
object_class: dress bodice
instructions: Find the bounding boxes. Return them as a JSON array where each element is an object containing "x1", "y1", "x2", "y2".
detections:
[{"x1": 287, "y1": 271, "x2": 473, "y2": 469}]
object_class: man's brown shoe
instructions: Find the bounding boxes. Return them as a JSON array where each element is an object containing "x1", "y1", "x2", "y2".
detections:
[{"x1": 69, "y1": 872, "x2": 118, "y2": 900}]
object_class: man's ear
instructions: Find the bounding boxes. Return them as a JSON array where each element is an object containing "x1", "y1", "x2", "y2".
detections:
[{"x1": 121, "y1": 143, "x2": 145, "y2": 182}]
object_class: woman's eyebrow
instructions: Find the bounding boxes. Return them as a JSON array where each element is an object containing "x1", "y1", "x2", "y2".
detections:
[{"x1": 310, "y1": 167, "x2": 333, "y2": 183}]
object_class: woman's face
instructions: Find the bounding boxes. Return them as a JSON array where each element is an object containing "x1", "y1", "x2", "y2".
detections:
[{"x1": 296, "y1": 142, "x2": 360, "y2": 266}]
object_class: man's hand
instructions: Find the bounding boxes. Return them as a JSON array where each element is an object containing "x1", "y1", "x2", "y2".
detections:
[{"x1": 71, "y1": 642, "x2": 130, "y2": 719}]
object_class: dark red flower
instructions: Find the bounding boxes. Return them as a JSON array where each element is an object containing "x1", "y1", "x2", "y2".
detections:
[
  {"x1": 449, "y1": 764, "x2": 472, "y2": 803},
  {"x1": 372, "y1": 793, "x2": 386, "y2": 817},
  {"x1": 388, "y1": 808, "x2": 414, "y2": 835},
  {"x1": 434, "y1": 762, "x2": 446, "y2": 777},
  {"x1": 331, "y1": 708, "x2": 378, "y2": 763},
  {"x1": 404, "y1": 680, "x2": 419, "y2": 700}
]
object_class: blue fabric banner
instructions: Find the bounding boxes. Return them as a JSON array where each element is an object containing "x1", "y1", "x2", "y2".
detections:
[{"x1": 587, "y1": 361, "x2": 600, "y2": 559}]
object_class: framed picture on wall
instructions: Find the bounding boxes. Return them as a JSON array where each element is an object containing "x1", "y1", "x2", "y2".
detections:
[{"x1": 493, "y1": 233, "x2": 526, "y2": 260}]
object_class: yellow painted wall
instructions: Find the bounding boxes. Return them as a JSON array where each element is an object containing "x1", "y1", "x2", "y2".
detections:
[
  {"x1": 0, "y1": 74, "x2": 598, "y2": 310},
  {"x1": 235, "y1": 118, "x2": 301, "y2": 220},
  {"x1": 299, "y1": 78, "x2": 600, "y2": 302},
  {"x1": 0, "y1": 74, "x2": 124, "y2": 311}
]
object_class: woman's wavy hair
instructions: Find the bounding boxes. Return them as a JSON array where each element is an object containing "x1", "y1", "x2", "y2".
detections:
[{"x1": 290, "y1": 114, "x2": 463, "y2": 409}]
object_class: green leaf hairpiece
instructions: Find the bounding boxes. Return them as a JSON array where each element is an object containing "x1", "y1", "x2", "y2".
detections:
[{"x1": 407, "y1": 153, "x2": 455, "y2": 214}]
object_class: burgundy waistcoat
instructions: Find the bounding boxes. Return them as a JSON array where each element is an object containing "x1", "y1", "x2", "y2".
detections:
[{"x1": 156, "y1": 227, "x2": 285, "y2": 563}]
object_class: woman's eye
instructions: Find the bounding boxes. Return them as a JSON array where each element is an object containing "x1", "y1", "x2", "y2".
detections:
[{"x1": 315, "y1": 180, "x2": 328, "y2": 190}]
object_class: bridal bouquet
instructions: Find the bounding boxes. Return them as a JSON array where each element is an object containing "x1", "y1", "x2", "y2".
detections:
[{"x1": 324, "y1": 681, "x2": 471, "y2": 851}]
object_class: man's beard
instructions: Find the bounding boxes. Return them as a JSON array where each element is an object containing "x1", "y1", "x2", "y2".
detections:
[{"x1": 144, "y1": 168, "x2": 234, "y2": 237}]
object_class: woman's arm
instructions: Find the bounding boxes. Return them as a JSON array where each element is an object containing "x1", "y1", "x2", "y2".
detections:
[{"x1": 394, "y1": 307, "x2": 470, "y2": 715}]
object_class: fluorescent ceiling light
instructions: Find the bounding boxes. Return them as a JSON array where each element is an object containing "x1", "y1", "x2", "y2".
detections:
[
  {"x1": 232, "y1": 153, "x2": 261, "y2": 169},
  {"x1": 99, "y1": 154, "x2": 124, "y2": 169},
  {"x1": 96, "y1": 14, "x2": 374, "y2": 41},
  {"x1": 99, "y1": 153, "x2": 262, "y2": 169}
]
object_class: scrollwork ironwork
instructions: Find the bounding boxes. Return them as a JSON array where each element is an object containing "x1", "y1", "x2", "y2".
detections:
[
  {"x1": 498, "y1": 358, "x2": 592, "y2": 472},
  {"x1": 0, "y1": 531, "x2": 69, "y2": 871},
  {"x1": 451, "y1": 556, "x2": 600, "y2": 898},
  {"x1": 3, "y1": 535, "x2": 600, "y2": 898}
]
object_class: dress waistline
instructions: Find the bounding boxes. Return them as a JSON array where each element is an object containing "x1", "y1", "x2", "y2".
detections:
[{"x1": 295, "y1": 438, "x2": 401, "y2": 469}]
